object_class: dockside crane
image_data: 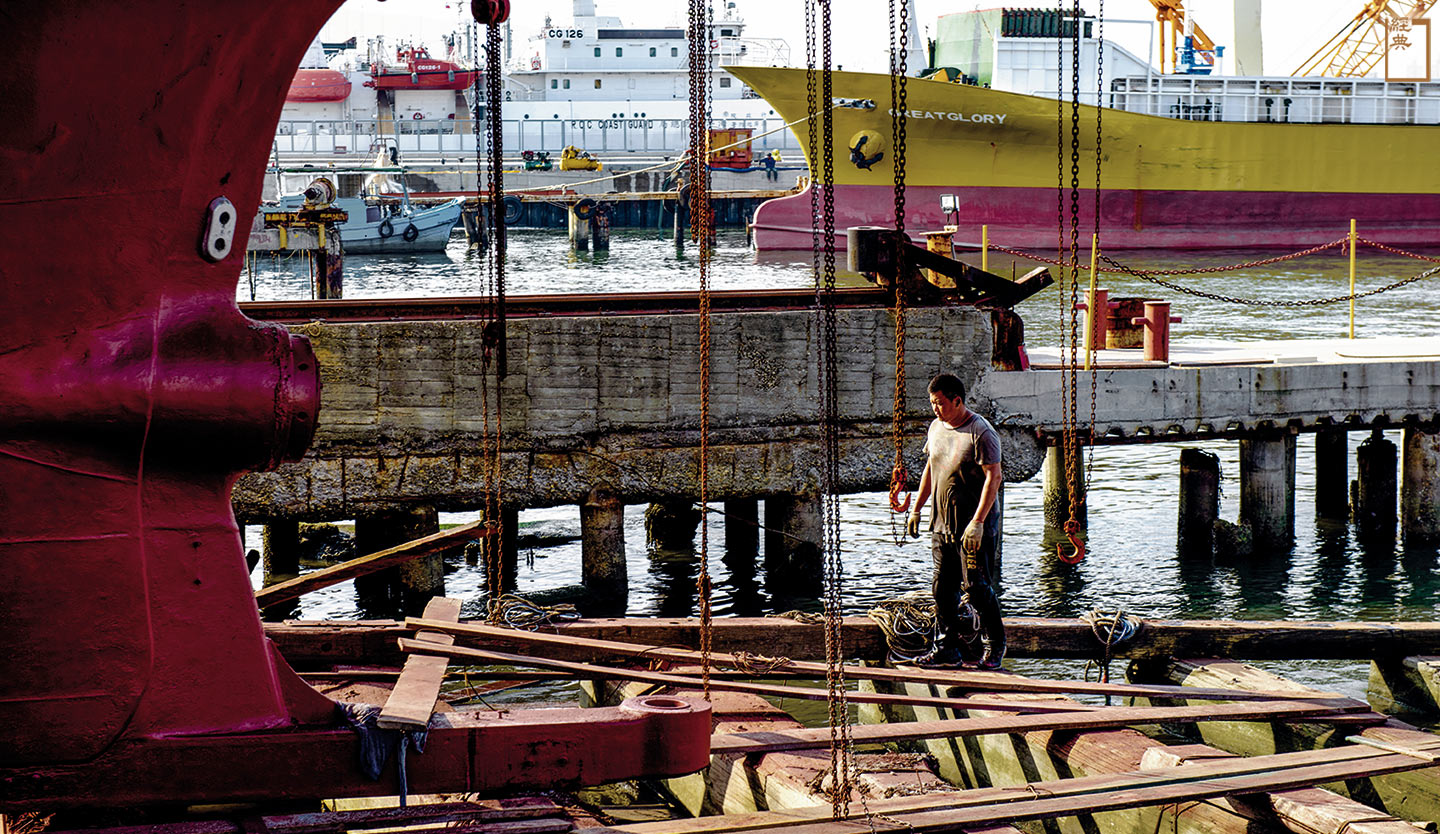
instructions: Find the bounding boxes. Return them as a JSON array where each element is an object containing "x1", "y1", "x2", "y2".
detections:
[
  {"x1": 1292, "y1": 0, "x2": 1438, "y2": 77},
  {"x1": 1148, "y1": 0, "x2": 1217, "y2": 73}
]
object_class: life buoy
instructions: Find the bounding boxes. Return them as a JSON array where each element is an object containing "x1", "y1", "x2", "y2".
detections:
[
  {"x1": 402, "y1": 223, "x2": 420, "y2": 242},
  {"x1": 572, "y1": 197, "x2": 597, "y2": 220},
  {"x1": 378, "y1": 217, "x2": 395, "y2": 238},
  {"x1": 502, "y1": 194, "x2": 524, "y2": 224},
  {"x1": 412, "y1": 112, "x2": 424, "y2": 120},
  {"x1": 531, "y1": 56, "x2": 542, "y2": 70}
]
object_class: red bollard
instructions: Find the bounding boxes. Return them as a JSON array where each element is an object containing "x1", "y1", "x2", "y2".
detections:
[
  {"x1": 1074, "y1": 288, "x2": 1114, "y2": 354},
  {"x1": 1132, "y1": 301, "x2": 1182, "y2": 362}
]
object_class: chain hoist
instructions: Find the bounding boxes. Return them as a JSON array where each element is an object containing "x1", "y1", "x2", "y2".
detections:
[{"x1": 470, "y1": 1, "x2": 511, "y2": 611}]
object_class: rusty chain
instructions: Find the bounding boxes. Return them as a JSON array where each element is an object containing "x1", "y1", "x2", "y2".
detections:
[
  {"x1": 1062, "y1": 0, "x2": 1085, "y2": 559},
  {"x1": 991, "y1": 237, "x2": 1348, "y2": 273},
  {"x1": 478, "y1": 18, "x2": 508, "y2": 615},
  {"x1": 687, "y1": 0, "x2": 714, "y2": 701},
  {"x1": 1100, "y1": 253, "x2": 1440, "y2": 306},
  {"x1": 887, "y1": 0, "x2": 910, "y2": 538},
  {"x1": 1089, "y1": 0, "x2": 1103, "y2": 483},
  {"x1": 1358, "y1": 237, "x2": 1440, "y2": 263}
]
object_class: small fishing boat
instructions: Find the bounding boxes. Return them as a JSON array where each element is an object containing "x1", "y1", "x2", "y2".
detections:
[{"x1": 264, "y1": 165, "x2": 464, "y2": 254}]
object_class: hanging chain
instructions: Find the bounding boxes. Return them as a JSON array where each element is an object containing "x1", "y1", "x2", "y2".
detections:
[
  {"x1": 687, "y1": 0, "x2": 715, "y2": 701},
  {"x1": 818, "y1": 0, "x2": 854, "y2": 820},
  {"x1": 1102, "y1": 254, "x2": 1440, "y2": 305},
  {"x1": 1088, "y1": 0, "x2": 1103, "y2": 485},
  {"x1": 887, "y1": 0, "x2": 910, "y2": 534},
  {"x1": 475, "y1": 19, "x2": 508, "y2": 614},
  {"x1": 1063, "y1": 0, "x2": 1084, "y2": 545}
]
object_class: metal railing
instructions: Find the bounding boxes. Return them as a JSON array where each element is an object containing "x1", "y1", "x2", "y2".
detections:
[{"x1": 273, "y1": 116, "x2": 805, "y2": 157}]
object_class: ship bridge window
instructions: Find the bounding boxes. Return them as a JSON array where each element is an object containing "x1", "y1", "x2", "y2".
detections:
[
  {"x1": 721, "y1": 28, "x2": 734, "y2": 35},
  {"x1": 564, "y1": 79, "x2": 571, "y2": 89},
  {"x1": 650, "y1": 47, "x2": 657, "y2": 57},
  {"x1": 719, "y1": 77, "x2": 731, "y2": 88},
  {"x1": 616, "y1": 47, "x2": 624, "y2": 57},
  {"x1": 672, "y1": 47, "x2": 679, "y2": 57},
  {"x1": 562, "y1": 40, "x2": 570, "y2": 47},
  {"x1": 551, "y1": 79, "x2": 558, "y2": 88},
  {"x1": 594, "y1": 47, "x2": 601, "y2": 56}
]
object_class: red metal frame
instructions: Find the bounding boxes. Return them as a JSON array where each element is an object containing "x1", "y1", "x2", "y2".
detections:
[{"x1": 0, "y1": 2, "x2": 709, "y2": 810}]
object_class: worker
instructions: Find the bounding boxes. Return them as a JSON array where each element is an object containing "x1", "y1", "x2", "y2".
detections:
[
  {"x1": 904, "y1": 373, "x2": 1005, "y2": 670},
  {"x1": 763, "y1": 149, "x2": 781, "y2": 182}
]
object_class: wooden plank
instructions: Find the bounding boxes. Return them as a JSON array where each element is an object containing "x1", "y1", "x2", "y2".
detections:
[
  {"x1": 603, "y1": 743, "x2": 1434, "y2": 834},
  {"x1": 255, "y1": 522, "x2": 483, "y2": 608},
  {"x1": 266, "y1": 615, "x2": 1440, "y2": 668},
  {"x1": 406, "y1": 617, "x2": 1346, "y2": 703},
  {"x1": 377, "y1": 597, "x2": 462, "y2": 730},
  {"x1": 598, "y1": 749, "x2": 1440, "y2": 833},
  {"x1": 397, "y1": 640, "x2": 1104, "y2": 715},
  {"x1": 707, "y1": 699, "x2": 1375, "y2": 756}
]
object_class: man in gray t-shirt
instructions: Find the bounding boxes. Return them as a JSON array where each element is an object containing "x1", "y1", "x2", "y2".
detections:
[{"x1": 904, "y1": 373, "x2": 1005, "y2": 669}]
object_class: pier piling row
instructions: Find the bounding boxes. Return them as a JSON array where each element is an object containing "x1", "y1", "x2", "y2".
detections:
[{"x1": 234, "y1": 307, "x2": 1440, "y2": 593}]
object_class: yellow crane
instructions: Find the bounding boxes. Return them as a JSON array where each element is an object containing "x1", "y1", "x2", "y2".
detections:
[
  {"x1": 1148, "y1": 0, "x2": 1217, "y2": 74},
  {"x1": 1292, "y1": 0, "x2": 1438, "y2": 77}
]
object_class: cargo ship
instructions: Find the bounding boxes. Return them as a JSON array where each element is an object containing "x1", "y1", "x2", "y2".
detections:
[{"x1": 732, "y1": 12, "x2": 1440, "y2": 252}]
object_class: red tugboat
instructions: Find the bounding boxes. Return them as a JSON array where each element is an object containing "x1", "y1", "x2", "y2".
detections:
[{"x1": 0, "y1": 0, "x2": 707, "y2": 812}]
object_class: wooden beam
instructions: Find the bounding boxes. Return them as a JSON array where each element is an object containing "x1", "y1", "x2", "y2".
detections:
[
  {"x1": 607, "y1": 743, "x2": 1428, "y2": 834},
  {"x1": 377, "y1": 597, "x2": 461, "y2": 730},
  {"x1": 708, "y1": 699, "x2": 1376, "y2": 755},
  {"x1": 397, "y1": 640, "x2": 1105, "y2": 715},
  {"x1": 265, "y1": 616, "x2": 1440, "y2": 667},
  {"x1": 405, "y1": 617, "x2": 1345, "y2": 703},
  {"x1": 254, "y1": 521, "x2": 483, "y2": 608},
  {"x1": 599, "y1": 744, "x2": 1440, "y2": 834}
]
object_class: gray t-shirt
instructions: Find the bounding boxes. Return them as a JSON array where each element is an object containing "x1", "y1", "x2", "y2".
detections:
[{"x1": 923, "y1": 411, "x2": 1002, "y2": 539}]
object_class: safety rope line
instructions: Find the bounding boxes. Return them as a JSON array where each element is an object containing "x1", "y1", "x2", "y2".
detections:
[
  {"x1": 687, "y1": 0, "x2": 715, "y2": 702},
  {"x1": 476, "y1": 15, "x2": 509, "y2": 616}
]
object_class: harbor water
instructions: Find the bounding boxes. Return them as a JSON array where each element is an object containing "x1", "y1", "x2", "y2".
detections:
[{"x1": 242, "y1": 227, "x2": 1440, "y2": 698}]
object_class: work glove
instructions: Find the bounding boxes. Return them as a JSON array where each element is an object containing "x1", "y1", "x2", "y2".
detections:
[
  {"x1": 961, "y1": 521, "x2": 984, "y2": 554},
  {"x1": 905, "y1": 512, "x2": 921, "y2": 539}
]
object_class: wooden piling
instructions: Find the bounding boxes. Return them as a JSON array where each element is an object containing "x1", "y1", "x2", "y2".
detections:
[
  {"x1": 1400, "y1": 426, "x2": 1440, "y2": 546},
  {"x1": 592, "y1": 207, "x2": 611, "y2": 252},
  {"x1": 317, "y1": 230, "x2": 343, "y2": 300},
  {"x1": 1354, "y1": 429, "x2": 1397, "y2": 542},
  {"x1": 581, "y1": 484, "x2": 627, "y2": 593},
  {"x1": 1042, "y1": 443, "x2": 1086, "y2": 530},
  {"x1": 262, "y1": 520, "x2": 301, "y2": 579},
  {"x1": 763, "y1": 493, "x2": 822, "y2": 577},
  {"x1": 1178, "y1": 447, "x2": 1220, "y2": 557},
  {"x1": 645, "y1": 500, "x2": 701, "y2": 551},
  {"x1": 568, "y1": 206, "x2": 590, "y2": 252},
  {"x1": 1315, "y1": 428, "x2": 1350, "y2": 520},
  {"x1": 1240, "y1": 433, "x2": 1296, "y2": 552},
  {"x1": 1369, "y1": 655, "x2": 1440, "y2": 721},
  {"x1": 354, "y1": 506, "x2": 444, "y2": 616},
  {"x1": 723, "y1": 498, "x2": 759, "y2": 558}
]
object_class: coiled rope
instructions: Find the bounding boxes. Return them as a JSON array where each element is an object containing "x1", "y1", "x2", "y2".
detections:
[
  {"x1": 1079, "y1": 608, "x2": 1141, "y2": 690},
  {"x1": 487, "y1": 594, "x2": 581, "y2": 630},
  {"x1": 867, "y1": 594, "x2": 980, "y2": 665}
]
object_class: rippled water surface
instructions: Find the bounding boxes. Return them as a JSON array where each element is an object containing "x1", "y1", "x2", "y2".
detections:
[{"x1": 244, "y1": 227, "x2": 1440, "y2": 695}]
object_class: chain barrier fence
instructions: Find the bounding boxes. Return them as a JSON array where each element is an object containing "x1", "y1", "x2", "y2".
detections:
[{"x1": 986, "y1": 235, "x2": 1440, "y2": 307}]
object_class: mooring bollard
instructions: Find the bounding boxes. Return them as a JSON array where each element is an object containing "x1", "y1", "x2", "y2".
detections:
[
  {"x1": 1074, "y1": 287, "x2": 1114, "y2": 356},
  {"x1": 1132, "y1": 300, "x2": 1182, "y2": 363}
]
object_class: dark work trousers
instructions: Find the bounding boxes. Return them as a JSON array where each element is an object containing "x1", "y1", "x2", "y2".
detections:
[{"x1": 930, "y1": 529, "x2": 1004, "y2": 658}]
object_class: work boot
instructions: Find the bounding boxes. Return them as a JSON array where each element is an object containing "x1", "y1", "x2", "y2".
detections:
[
  {"x1": 913, "y1": 645, "x2": 965, "y2": 668},
  {"x1": 970, "y1": 637, "x2": 1005, "y2": 672}
]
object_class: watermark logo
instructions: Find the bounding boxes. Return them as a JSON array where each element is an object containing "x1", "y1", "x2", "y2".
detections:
[{"x1": 1385, "y1": 15, "x2": 1431, "y2": 81}]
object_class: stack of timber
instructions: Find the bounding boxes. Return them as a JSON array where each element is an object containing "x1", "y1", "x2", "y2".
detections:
[{"x1": 387, "y1": 620, "x2": 1438, "y2": 834}]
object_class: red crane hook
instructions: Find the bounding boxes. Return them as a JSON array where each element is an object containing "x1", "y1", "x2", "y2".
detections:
[{"x1": 1056, "y1": 518, "x2": 1086, "y2": 564}]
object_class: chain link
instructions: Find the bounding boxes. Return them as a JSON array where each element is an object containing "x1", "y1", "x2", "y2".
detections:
[
  {"x1": 477, "y1": 19, "x2": 507, "y2": 615},
  {"x1": 990, "y1": 237, "x2": 1349, "y2": 273},
  {"x1": 1358, "y1": 236, "x2": 1440, "y2": 263},
  {"x1": 1064, "y1": 0, "x2": 1084, "y2": 538},
  {"x1": 1090, "y1": 0, "x2": 1104, "y2": 477},
  {"x1": 888, "y1": 0, "x2": 909, "y2": 539},
  {"x1": 1102, "y1": 253, "x2": 1440, "y2": 306}
]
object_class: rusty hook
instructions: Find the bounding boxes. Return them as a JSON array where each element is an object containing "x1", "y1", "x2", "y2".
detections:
[
  {"x1": 888, "y1": 465, "x2": 911, "y2": 514},
  {"x1": 1056, "y1": 519, "x2": 1085, "y2": 564}
]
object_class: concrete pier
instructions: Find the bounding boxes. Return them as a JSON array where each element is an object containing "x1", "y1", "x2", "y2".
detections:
[
  {"x1": 1315, "y1": 428, "x2": 1349, "y2": 520},
  {"x1": 1177, "y1": 448, "x2": 1219, "y2": 556},
  {"x1": 262, "y1": 520, "x2": 301, "y2": 579},
  {"x1": 1042, "y1": 443, "x2": 1086, "y2": 529},
  {"x1": 1355, "y1": 429, "x2": 1398, "y2": 542},
  {"x1": 763, "y1": 493, "x2": 822, "y2": 576},
  {"x1": 580, "y1": 485, "x2": 626, "y2": 592},
  {"x1": 1239, "y1": 434, "x2": 1295, "y2": 552},
  {"x1": 354, "y1": 506, "x2": 443, "y2": 615},
  {"x1": 645, "y1": 500, "x2": 701, "y2": 550},
  {"x1": 1401, "y1": 426, "x2": 1440, "y2": 546}
]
